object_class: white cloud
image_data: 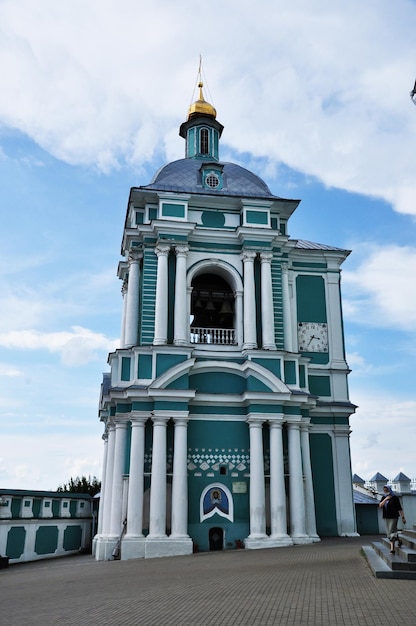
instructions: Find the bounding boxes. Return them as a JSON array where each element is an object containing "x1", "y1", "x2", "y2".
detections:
[
  {"x1": 0, "y1": 326, "x2": 118, "y2": 366},
  {"x1": 343, "y1": 244, "x2": 416, "y2": 329},
  {"x1": 0, "y1": 363, "x2": 22, "y2": 377},
  {"x1": 0, "y1": 432, "x2": 103, "y2": 490},
  {"x1": 350, "y1": 390, "x2": 416, "y2": 480},
  {"x1": 1, "y1": 1, "x2": 416, "y2": 213}
]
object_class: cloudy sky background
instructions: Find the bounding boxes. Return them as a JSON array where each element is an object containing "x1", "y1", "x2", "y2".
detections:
[{"x1": 1, "y1": 0, "x2": 416, "y2": 490}]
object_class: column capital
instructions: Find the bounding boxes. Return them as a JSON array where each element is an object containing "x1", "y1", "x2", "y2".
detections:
[
  {"x1": 151, "y1": 412, "x2": 171, "y2": 425},
  {"x1": 246, "y1": 416, "x2": 265, "y2": 427},
  {"x1": 121, "y1": 280, "x2": 128, "y2": 296},
  {"x1": 128, "y1": 250, "x2": 143, "y2": 265},
  {"x1": 241, "y1": 250, "x2": 257, "y2": 263},
  {"x1": 259, "y1": 252, "x2": 273, "y2": 263},
  {"x1": 281, "y1": 261, "x2": 289, "y2": 273},
  {"x1": 114, "y1": 414, "x2": 129, "y2": 427},
  {"x1": 155, "y1": 243, "x2": 171, "y2": 257},
  {"x1": 268, "y1": 417, "x2": 284, "y2": 429},
  {"x1": 174, "y1": 244, "x2": 189, "y2": 257}
]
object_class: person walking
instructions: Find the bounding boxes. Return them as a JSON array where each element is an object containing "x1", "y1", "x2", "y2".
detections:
[{"x1": 379, "y1": 485, "x2": 406, "y2": 554}]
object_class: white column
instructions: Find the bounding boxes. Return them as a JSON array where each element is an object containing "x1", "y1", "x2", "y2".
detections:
[
  {"x1": 282, "y1": 263, "x2": 293, "y2": 352},
  {"x1": 260, "y1": 252, "x2": 276, "y2": 350},
  {"x1": 235, "y1": 290, "x2": 244, "y2": 347},
  {"x1": 124, "y1": 251, "x2": 142, "y2": 348},
  {"x1": 96, "y1": 433, "x2": 108, "y2": 536},
  {"x1": 241, "y1": 251, "x2": 257, "y2": 349},
  {"x1": 287, "y1": 420, "x2": 311, "y2": 544},
  {"x1": 171, "y1": 415, "x2": 190, "y2": 538},
  {"x1": 125, "y1": 415, "x2": 147, "y2": 537},
  {"x1": 154, "y1": 244, "x2": 170, "y2": 345},
  {"x1": 110, "y1": 418, "x2": 128, "y2": 537},
  {"x1": 268, "y1": 419, "x2": 292, "y2": 544},
  {"x1": 120, "y1": 281, "x2": 128, "y2": 349},
  {"x1": 101, "y1": 421, "x2": 116, "y2": 536},
  {"x1": 174, "y1": 245, "x2": 189, "y2": 346},
  {"x1": 300, "y1": 421, "x2": 320, "y2": 542},
  {"x1": 246, "y1": 418, "x2": 267, "y2": 547},
  {"x1": 148, "y1": 414, "x2": 169, "y2": 537}
]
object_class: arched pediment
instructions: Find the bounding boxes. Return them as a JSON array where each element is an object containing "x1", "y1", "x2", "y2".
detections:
[{"x1": 150, "y1": 358, "x2": 290, "y2": 395}]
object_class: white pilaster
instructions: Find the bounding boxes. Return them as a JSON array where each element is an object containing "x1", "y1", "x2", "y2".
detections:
[
  {"x1": 122, "y1": 413, "x2": 147, "y2": 560},
  {"x1": 260, "y1": 252, "x2": 276, "y2": 350},
  {"x1": 287, "y1": 420, "x2": 311, "y2": 544},
  {"x1": 282, "y1": 263, "x2": 293, "y2": 352},
  {"x1": 154, "y1": 244, "x2": 170, "y2": 345},
  {"x1": 124, "y1": 251, "x2": 142, "y2": 348},
  {"x1": 245, "y1": 418, "x2": 267, "y2": 548},
  {"x1": 268, "y1": 419, "x2": 292, "y2": 546},
  {"x1": 300, "y1": 421, "x2": 320, "y2": 542},
  {"x1": 326, "y1": 272, "x2": 345, "y2": 364},
  {"x1": 174, "y1": 245, "x2": 189, "y2": 346},
  {"x1": 241, "y1": 251, "x2": 257, "y2": 349},
  {"x1": 332, "y1": 427, "x2": 359, "y2": 536}
]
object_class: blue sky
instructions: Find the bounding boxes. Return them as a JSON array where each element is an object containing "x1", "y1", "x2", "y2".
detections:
[{"x1": 1, "y1": 0, "x2": 416, "y2": 489}]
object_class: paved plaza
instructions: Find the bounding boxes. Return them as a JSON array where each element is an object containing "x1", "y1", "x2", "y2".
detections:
[{"x1": 1, "y1": 536, "x2": 415, "y2": 625}]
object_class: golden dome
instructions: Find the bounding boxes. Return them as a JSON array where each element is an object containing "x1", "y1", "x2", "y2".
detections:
[{"x1": 187, "y1": 81, "x2": 217, "y2": 120}]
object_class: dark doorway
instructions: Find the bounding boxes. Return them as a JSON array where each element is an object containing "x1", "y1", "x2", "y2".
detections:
[{"x1": 209, "y1": 527, "x2": 224, "y2": 551}]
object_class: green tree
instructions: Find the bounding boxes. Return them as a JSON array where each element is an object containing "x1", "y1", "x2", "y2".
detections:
[{"x1": 56, "y1": 475, "x2": 101, "y2": 496}]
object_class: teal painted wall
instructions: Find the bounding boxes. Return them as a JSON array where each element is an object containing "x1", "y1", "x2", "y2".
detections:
[
  {"x1": 309, "y1": 376, "x2": 331, "y2": 397},
  {"x1": 156, "y1": 353, "x2": 187, "y2": 378},
  {"x1": 121, "y1": 357, "x2": 131, "y2": 381},
  {"x1": 138, "y1": 354, "x2": 152, "y2": 379},
  {"x1": 272, "y1": 258, "x2": 284, "y2": 349},
  {"x1": 141, "y1": 247, "x2": 157, "y2": 344},
  {"x1": 187, "y1": 419, "x2": 250, "y2": 550},
  {"x1": 35, "y1": 526, "x2": 59, "y2": 555},
  {"x1": 6, "y1": 526, "x2": 26, "y2": 559},
  {"x1": 63, "y1": 525, "x2": 83, "y2": 551},
  {"x1": 296, "y1": 275, "x2": 327, "y2": 322},
  {"x1": 189, "y1": 372, "x2": 246, "y2": 394},
  {"x1": 310, "y1": 433, "x2": 338, "y2": 535}
]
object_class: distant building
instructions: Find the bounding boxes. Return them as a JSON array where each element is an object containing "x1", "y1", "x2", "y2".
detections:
[
  {"x1": 94, "y1": 78, "x2": 357, "y2": 561},
  {"x1": 0, "y1": 489, "x2": 92, "y2": 563},
  {"x1": 353, "y1": 472, "x2": 416, "y2": 535}
]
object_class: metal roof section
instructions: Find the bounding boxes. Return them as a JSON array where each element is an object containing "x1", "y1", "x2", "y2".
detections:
[
  {"x1": 294, "y1": 239, "x2": 351, "y2": 254},
  {"x1": 141, "y1": 159, "x2": 281, "y2": 199}
]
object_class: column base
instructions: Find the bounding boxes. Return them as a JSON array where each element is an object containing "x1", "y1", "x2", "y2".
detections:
[
  {"x1": 262, "y1": 343, "x2": 277, "y2": 350},
  {"x1": 94, "y1": 535, "x2": 119, "y2": 561},
  {"x1": 145, "y1": 536, "x2": 193, "y2": 559},
  {"x1": 120, "y1": 535, "x2": 146, "y2": 560},
  {"x1": 340, "y1": 532, "x2": 360, "y2": 537},
  {"x1": 309, "y1": 534, "x2": 321, "y2": 543},
  {"x1": 291, "y1": 533, "x2": 314, "y2": 545},
  {"x1": 244, "y1": 535, "x2": 269, "y2": 550},
  {"x1": 267, "y1": 534, "x2": 294, "y2": 547}
]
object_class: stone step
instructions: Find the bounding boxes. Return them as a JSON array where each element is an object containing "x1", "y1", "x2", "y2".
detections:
[
  {"x1": 380, "y1": 535, "x2": 416, "y2": 561},
  {"x1": 373, "y1": 541, "x2": 416, "y2": 571},
  {"x1": 362, "y1": 546, "x2": 416, "y2": 580}
]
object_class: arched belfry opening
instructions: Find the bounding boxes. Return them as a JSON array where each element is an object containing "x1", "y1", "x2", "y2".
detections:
[{"x1": 190, "y1": 273, "x2": 236, "y2": 345}]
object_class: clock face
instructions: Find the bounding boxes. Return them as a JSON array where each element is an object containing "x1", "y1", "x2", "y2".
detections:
[{"x1": 297, "y1": 322, "x2": 328, "y2": 353}]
